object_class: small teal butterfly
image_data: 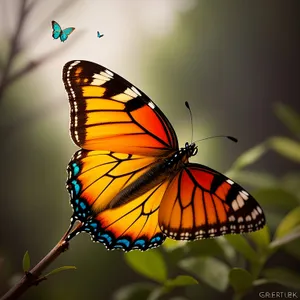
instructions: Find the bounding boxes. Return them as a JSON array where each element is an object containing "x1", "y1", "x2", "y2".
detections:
[
  {"x1": 51, "y1": 21, "x2": 75, "y2": 42},
  {"x1": 97, "y1": 31, "x2": 104, "y2": 38}
]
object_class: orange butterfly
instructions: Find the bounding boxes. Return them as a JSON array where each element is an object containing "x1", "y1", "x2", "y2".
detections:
[{"x1": 63, "y1": 60, "x2": 266, "y2": 251}]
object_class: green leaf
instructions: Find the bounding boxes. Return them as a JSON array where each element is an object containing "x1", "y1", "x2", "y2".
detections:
[
  {"x1": 113, "y1": 283, "x2": 156, "y2": 300},
  {"x1": 229, "y1": 268, "x2": 254, "y2": 294},
  {"x1": 268, "y1": 137, "x2": 300, "y2": 163},
  {"x1": 248, "y1": 225, "x2": 271, "y2": 252},
  {"x1": 124, "y1": 250, "x2": 167, "y2": 283},
  {"x1": 225, "y1": 170, "x2": 277, "y2": 189},
  {"x1": 162, "y1": 238, "x2": 187, "y2": 252},
  {"x1": 275, "y1": 206, "x2": 300, "y2": 239},
  {"x1": 44, "y1": 266, "x2": 76, "y2": 277},
  {"x1": 230, "y1": 143, "x2": 267, "y2": 171},
  {"x1": 22, "y1": 251, "x2": 30, "y2": 272},
  {"x1": 164, "y1": 275, "x2": 198, "y2": 289},
  {"x1": 225, "y1": 235, "x2": 259, "y2": 263},
  {"x1": 215, "y1": 237, "x2": 237, "y2": 266},
  {"x1": 270, "y1": 225, "x2": 300, "y2": 249},
  {"x1": 179, "y1": 257, "x2": 230, "y2": 292},
  {"x1": 262, "y1": 267, "x2": 300, "y2": 290},
  {"x1": 274, "y1": 103, "x2": 300, "y2": 138},
  {"x1": 252, "y1": 188, "x2": 299, "y2": 211}
]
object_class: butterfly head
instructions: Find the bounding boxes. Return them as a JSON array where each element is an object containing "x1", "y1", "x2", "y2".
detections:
[{"x1": 184, "y1": 142, "x2": 198, "y2": 158}]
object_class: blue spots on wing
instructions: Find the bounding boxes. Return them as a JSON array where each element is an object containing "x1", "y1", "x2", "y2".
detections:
[
  {"x1": 98, "y1": 233, "x2": 113, "y2": 245},
  {"x1": 89, "y1": 222, "x2": 98, "y2": 228},
  {"x1": 116, "y1": 239, "x2": 130, "y2": 248},
  {"x1": 72, "y1": 218, "x2": 165, "y2": 251},
  {"x1": 72, "y1": 180, "x2": 80, "y2": 195},
  {"x1": 134, "y1": 239, "x2": 146, "y2": 247},
  {"x1": 71, "y1": 198, "x2": 92, "y2": 222},
  {"x1": 150, "y1": 236, "x2": 162, "y2": 244},
  {"x1": 72, "y1": 162, "x2": 80, "y2": 176}
]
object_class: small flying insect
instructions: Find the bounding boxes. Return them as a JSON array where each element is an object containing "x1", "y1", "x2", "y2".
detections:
[
  {"x1": 97, "y1": 31, "x2": 104, "y2": 38},
  {"x1": 51, "y1": 20, "x2": 75, "y2": 43}
]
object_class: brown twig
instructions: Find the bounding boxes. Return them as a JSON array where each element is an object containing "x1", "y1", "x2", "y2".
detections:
[
  {"x1": 4, "y1": 30, "x2": 84, "y2": 89},
  {"x1": 0, "y1": 0, "x2": 30, "y2": 102},
  {"x1": 0, "y1": 0, "x2": 83, "y2": 103},
  {"x1": 23, "y1": 0, "x2": 81, "y2": 49},
  {"x1": 0, "y1": 222, "x2": 81, "y2": 300}
]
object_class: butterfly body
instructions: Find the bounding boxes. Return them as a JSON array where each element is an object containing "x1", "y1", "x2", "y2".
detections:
[
  {"x1": 63, "y1": 60, "x2": 266, "y2": 251},
  {"x1": 51, "y1": 21, "x2": 75, "y2": 42},
  {"x1": 109, "y1": 142, "x2": 197, "y2": 209}
]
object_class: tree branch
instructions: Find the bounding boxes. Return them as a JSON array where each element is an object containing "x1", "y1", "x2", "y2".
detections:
[
  {"x1": 0, "y1": 0, "x2": 30, "y2": 101},
  {"x1": 0, "y1": 222, "x2": 80, "y2": 300}
]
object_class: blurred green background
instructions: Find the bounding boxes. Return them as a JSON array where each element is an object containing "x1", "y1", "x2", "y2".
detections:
[{"x1": 0, "y1": 1, "x2": 300, "y2": 300}]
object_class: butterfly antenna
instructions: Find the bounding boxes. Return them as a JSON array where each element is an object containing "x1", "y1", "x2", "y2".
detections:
[
  {"x1": 194, "y1": 135, "x2": 238, "y2": 144},
  {"x1": 185, "y1": 101, "x2": 194, "y2": 143}
]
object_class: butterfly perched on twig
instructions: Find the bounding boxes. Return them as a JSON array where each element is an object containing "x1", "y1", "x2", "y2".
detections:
[
  {"x1": 97, "y1": 31, "x2": 104, "y2": 38},
  {"x1": 51, "y1": 20, "x2": 75, "y2": 43},
  {"x1": 62, "y1": 60, "x2": 266, "y2": 252}
]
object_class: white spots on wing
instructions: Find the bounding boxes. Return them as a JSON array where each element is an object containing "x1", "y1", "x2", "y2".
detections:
[
  {"x1": 104, "y1": 69, "x2": 114, "y2": 77},
  {"x1": 236, "y1": 194, "x2": 245, "y2": 208},
  {"x1": 74, "y1": 115, "x2": 78, "y2": 127},
  {"x1": 90, "y1": 74, "x2": 107, "y2": 86},
  {"x1": 257, "y1": 206, "x2": 263, "y2": 214},
  {"x1": 228, "y1": 215, "x2": 235, "y2": 222},
  {"x1": 77, "y1": 150, "x2": 83, "y2": 159},
  {"x1": 226, "y1": 179, "x2": 234, "y2": 185},
  {"x1": 148, "y1": 101, "x2": 155, "y2": 109},
  {"x1": 66, "y1": 62, "x2": 81, "y2": 98},
  {"x1": 131, "y1": 86, "x2": 142, "y2": 96},
  {"x1": 237, "y1": 217, "x2": 243, "y2": 223},
  {"x1": 124, "y1": 87, "x2": 138, "y2": 98},
  {"x1": 241, "y1": 190, "x2": 249, "y2": 197},
  {"x1": 220, "y1": 226, "x2": 228, "y2": 232},
  {"x1": 208, "y1": 228, "x2": 217, "y2": 237},
  {"x1": 73, "y1": 101, "x2": 78, "y2": 113},
  {"x1": 93, "y1": 73, "x2": 110, "y2": 80},
  {"x1": 245, "y1": 215, "x2": 252, "y2": 222},
  {"x1": 232, "y1": 200, "x2": 239, "y2": 211},
  {"x1": 239, "y1": 191, "x2": 249, "y2": 201},
  {"x1": 98, "y1": 71, "x2": 113, "y2": 80},
  {"x1": 71, "y1": 61, "x2": 80, "y2": 68}
]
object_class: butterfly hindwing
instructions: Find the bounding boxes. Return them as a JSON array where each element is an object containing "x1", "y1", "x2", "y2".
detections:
[
  {"x1": 63, "y1": 60, "x2": 179, "y2": 156},
  {"x1": 66, "y1": 149, "x2": 167, "y2": 251},
  {"x1": 158, "y1": 163, "x2": 265, "y2": 240}
]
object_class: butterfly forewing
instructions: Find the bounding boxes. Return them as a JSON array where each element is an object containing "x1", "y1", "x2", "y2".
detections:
[{"x1": 63, "y1": 60, "x2": 178, "y2": 156}]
